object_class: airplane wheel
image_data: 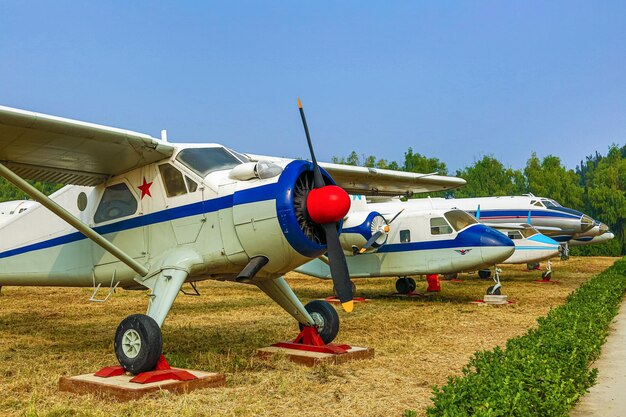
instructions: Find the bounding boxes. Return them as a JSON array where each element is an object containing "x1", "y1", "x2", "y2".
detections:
[
  {"x1": 299, "y1": 300, "x2": 339, "y2": 344},
  {"x1": 527, "y1": 262, "x2": 540, "y2": 270},
  {"x1": 542, "y1": 271, "x2": 552, "y2": 280},
  {"x1": 407, "y1": 277, "x2": 417, "y2": 292},
  {"x1": 442, "y1": 273, "x2": 458, "y2": 280},
  {"x1": 478, "y1": 270, "x2": 491, "y2": 279},
  {"x1": 561, "y1": 254, "x2": 570, "y2": 261},
  {"x1": 114, "y1": 314, "x2": 162, "y2": 374},
  {"x1": 333, "y1": 281, "x2": 357, "y2": 298},
  {"x1": 395, "y1": 277, "x2": 412, "y2": 294},
  {"x1": 486, "y1": 285, "x2": 501, "y2": 295}
]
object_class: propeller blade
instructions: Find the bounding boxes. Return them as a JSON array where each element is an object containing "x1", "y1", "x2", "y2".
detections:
[
  {"x1": 298, "y1": 98, "x2": 325, "y2": 188},
  {"x1": 387, "y1": 208, "x2": 405, "y2": 224},
  {"x1": 297, "y1": 98, "x2": 353, "y2": 312},
  {"x1": 323, "y1": 223, "x2": 354, "y2": 312},
  {"x1": 359, "y1": 231, "x2": 384, "y2": 254}
]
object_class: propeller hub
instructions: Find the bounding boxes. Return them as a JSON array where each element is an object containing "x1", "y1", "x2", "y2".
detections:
[{"x1": 306, "y1": 185, "x2": 351, "y2": 224}]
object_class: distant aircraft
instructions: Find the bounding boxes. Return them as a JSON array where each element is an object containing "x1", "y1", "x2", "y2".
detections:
[
  {"x1": 296, "y1": 196, "x2": 515, "y2": 295},
  {"x1": 368, "y1": 195, "x2": 607, "y2": 260},
  {"x1": 569, "y1": 230, "x2": 615, "y2": 247},
  {"x1": 0, "y1": 200, "x2": 35, "y2": 225},
  {"x1": 0, "y1": 103, "x2": 467, "y2": 373}
]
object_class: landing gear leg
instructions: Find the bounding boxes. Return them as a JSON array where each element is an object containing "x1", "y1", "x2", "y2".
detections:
[
  {"x1": 541, "y1": 260, "x2": 553, "y2": 280},
  {"x1": 114, "y1": 263, "x2": 191, "y2": 373},
  {"x1": 256, "y1": 276, "x2": 339, "y2": 344},
  {"x1": 560, "y1": 243, "x2": 570, "y2": 261},
  {"x1": 486, "y1": 267, "x2": 502, "y2": 295}
]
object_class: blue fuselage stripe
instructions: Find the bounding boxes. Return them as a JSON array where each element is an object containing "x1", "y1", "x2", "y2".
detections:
[
  {"x1": 471, "y1": 209, "x2": 579, "y2": 219},
  {"x1": 0, "y1": 183, "x2": 278, "y2": 259}
]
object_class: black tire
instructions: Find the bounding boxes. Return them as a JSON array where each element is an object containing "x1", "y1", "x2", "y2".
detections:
[
  {"x1": 442, "y1": 273, "x2": 458, "y2": 280},
  {"x1": 486, "y1": 285, "x2": 501, "y2": 295},
  {"x1": 542, "y1": 270, "x2": 552, "y2": 280},
  {"x1": 299, "y1": 300, "x2": 340, "y2": 344},
  {"x1": 395, "y1": 277, "x2": 411, "y2": 294},
  {"x1": 478, "y1": 270, "x2": 491, "y2": 279},
  {"x1": 407, "y1": 277, "x2": 417, "y2": 292},
  {"x1": 114, "y1": 314, "x2": 162, "y2": 374},
  {"x1": 333, "y1": 281, "x2": 357, "y2": 298}
]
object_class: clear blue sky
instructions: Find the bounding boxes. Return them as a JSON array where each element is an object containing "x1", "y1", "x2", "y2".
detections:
[{"x1": 2, "y1": 1, "x2": 625, "y2": 173}]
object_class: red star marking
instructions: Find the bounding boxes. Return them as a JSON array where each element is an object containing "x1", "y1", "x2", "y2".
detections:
[{"x1": 138, "y1": 177, "x2": 153, "y2": 199}]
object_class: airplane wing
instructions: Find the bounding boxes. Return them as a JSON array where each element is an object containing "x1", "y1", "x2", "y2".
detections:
[
  {"x1": 483, "y1": 222, "x2": 562, "y2": 232},
  {"x1": 318, "y1": 162, "x2": 466, "y2": 196},
  {"x1": 243, "y1": 154, "x2": 465, "y2": 196},
  {"x1": 0, "y1": 105, "x2": 175, "y2": 186}
]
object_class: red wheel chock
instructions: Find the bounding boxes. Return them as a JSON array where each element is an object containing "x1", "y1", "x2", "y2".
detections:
[
  {"x1": 94, "y1": 355, "x2": 197, "y2": 384},
  {"x1": 272, "y1": 326, "x2": 351, "y2": 355},
  {"x1": 426, "y1": 274, "x2": 441, "y2": 292}
]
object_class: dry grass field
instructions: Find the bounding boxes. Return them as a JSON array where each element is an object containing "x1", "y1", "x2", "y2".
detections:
[{"x1": 0, "y1": 257, "x2": 617, "y2": 417}]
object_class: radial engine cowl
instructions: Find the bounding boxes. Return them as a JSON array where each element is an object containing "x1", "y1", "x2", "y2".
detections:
[{"x1": 275, "y1": 160, "x2": 348, "y2": 258}]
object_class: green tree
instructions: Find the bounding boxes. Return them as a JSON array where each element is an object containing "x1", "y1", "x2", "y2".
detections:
[
  {"x1": 402, "y1": 147, "x2": 448, "y2": 175},
  {"x1": 524, "y1": 153, "x2": 583, "y2": 209},
  {"x1": 331, "y1": 151, "x2": 360, "y2": 166},
  {"x1": 454, "y1": 155, "x2": 525, "y2": 198},
  {"x1": 581, "y1": 145, "x2": 626, "y2": 254},
  {"x1": 0, "y1": 178, "x2": 63, "y2": 202}
]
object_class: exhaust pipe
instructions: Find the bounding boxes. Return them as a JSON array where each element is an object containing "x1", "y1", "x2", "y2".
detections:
[{"x1": 236, "y1": 256, "x2": 269, "y2": 282}]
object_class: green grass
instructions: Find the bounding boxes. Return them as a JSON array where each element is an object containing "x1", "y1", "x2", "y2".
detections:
[{"x1": 426, "y1": 258, "x2": 626, "y2": 417}]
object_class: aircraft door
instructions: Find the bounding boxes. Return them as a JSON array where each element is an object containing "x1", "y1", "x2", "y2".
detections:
[
  {"x1": 91, "y1": 173, "x2": 147, "y2": 269},
  {"x1": 217, "y1": 182, "x2": 248, "y2": 266},
  {"x1": 157, "y1": 163, "x2": 205, "y2": 245}
]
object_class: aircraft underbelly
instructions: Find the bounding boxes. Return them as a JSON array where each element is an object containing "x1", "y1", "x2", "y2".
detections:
[
  {"x1": 0, "y1": 239, "x2": 93, "y2": 286},
  {"x1": 504, "y1": 248, "x2": 556, "y2": 264}
]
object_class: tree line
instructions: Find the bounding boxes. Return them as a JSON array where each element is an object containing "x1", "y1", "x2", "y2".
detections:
[
  {"x1": 333, "y1": 145, "x2": 626, "y2": 256},
  {"x1": 1, "y1": 145, "x2": 623, "y2": 256}
]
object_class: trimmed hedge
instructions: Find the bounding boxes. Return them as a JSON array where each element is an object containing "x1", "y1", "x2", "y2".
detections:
[{"x1": 427, "y1": 258, "x2": 626, "y2": 417}]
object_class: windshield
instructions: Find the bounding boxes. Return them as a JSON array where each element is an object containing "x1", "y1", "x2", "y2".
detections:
[
  {"x1": 444, "y1": 209, "x2": 478, "y2": 232},
  {"x1": 520, "y1": 227, "x2": 539, "y2": 238},
  {"x1": 541, "y1": 199, "x2": 562, "y2": 208},
  {"x1": 176, "y1": 147, "x2": 245, "y2": 177}
]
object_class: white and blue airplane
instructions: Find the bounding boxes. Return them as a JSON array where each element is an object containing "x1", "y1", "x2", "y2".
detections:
[
  {"x1": 0, "y1": 103, "x2": 469, "y2": 373},
  {"x1": 296, "y1": 195, "x2": 516, "y2": 295}
]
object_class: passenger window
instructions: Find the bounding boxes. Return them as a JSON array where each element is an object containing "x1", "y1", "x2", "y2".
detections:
[
  {"x1": 400, "y1": 230, "x2": 411, "y2": 243},
  {"x1": 159, "y1": 164, "x2": 188, "y2": 197},
  {"x1": 430, "y1": 217, "x2": 453, "y2": 235},
  {"x1": 94, "y1": 183, "x2": 138, "y2": 223}
]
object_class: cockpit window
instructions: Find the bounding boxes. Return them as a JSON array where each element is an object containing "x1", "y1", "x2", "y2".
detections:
[
  {"x1": 520, "y1": 228, "x2": 539, "y2": 238},
  {"x1": 159, "y1": 164, "x2": 188, "y2": 197},
  {"x1": 176, "y1": 147, "x2": 245, "y2": 177},
  {"x1": 531, "y1": 200, "x2": 545, "y2": 207},
  {"x1": 444, "y1": 209, "x2": 478, "y2": 232},
  {"x1": 507, "y1": 231, "x2": 523, "y2": 240},
  {"x1": 430, "y1": 217, "x2": 453, "y2": 235},
  {"x1": 541, "y1": 199, "x2": 561, "y2": 208}
]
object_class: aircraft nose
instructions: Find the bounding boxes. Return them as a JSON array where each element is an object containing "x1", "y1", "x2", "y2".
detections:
[
  {"x1": 599, "y1": 223, "x2": 609, "y2": 234},
  {"x1": 581, "y1": 215, "x2": 594, "y2": 232},
  {"x1": 477, "y1": 226, "x2": 515, "y2": 264}
]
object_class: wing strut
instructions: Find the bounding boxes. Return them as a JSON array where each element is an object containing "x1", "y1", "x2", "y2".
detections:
[{"x1": 0, "y1": 163, "x2": 149, "y2": 277}]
